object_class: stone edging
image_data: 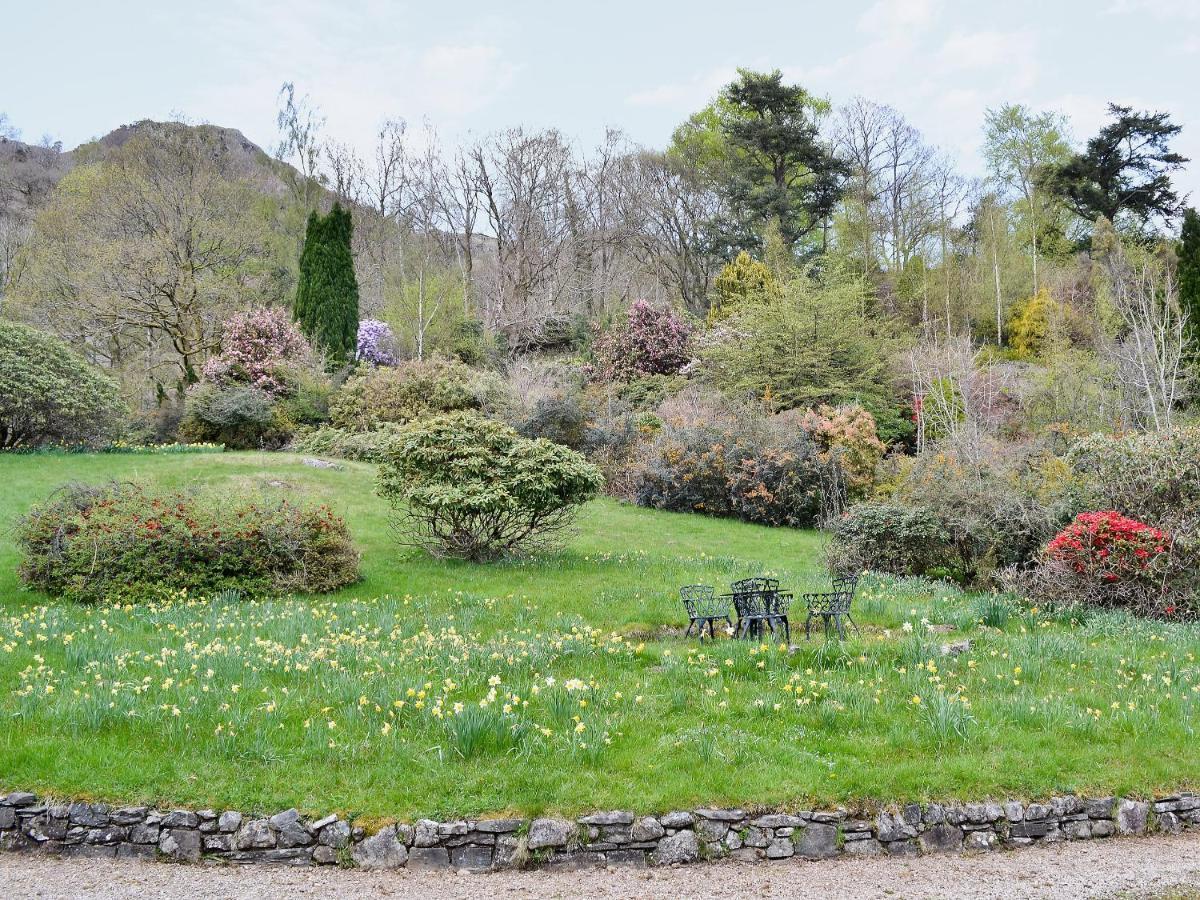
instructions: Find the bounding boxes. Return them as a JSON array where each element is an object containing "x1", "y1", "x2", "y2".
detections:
[{"x1": 0, "y1": 790, "x2": 1193, "y2": 872}]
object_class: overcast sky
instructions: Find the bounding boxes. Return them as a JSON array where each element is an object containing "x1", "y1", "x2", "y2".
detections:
[{"x1": 4, "y1": 0, "x2": 1197, "y2": 202}]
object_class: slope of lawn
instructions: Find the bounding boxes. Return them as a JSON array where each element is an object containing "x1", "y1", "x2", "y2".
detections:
[{"x1": 1, "y1": 450, "x2": 1198, "y2": 820}]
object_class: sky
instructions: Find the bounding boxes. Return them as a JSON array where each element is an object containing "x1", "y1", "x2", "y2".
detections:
[{"x1": 3, "y1": 0, "x2": 1198, "y2": 202}]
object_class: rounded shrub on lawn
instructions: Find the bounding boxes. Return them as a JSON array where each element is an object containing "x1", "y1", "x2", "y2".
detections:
[
  {"x1": 16, "y1": 482, "x2": 360, "y2": 602},
  {"x1": 376, "y1": 412, "x2": 604, "y2": 561},
  {"x1": 0, "y1": 321, "x2": 127, "y2": 449},
  {"x1": 827, "y1": 501, "x2": 952, "y2": 578}
]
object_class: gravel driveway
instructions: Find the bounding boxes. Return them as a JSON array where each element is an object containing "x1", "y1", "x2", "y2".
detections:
[{"x1": 3, "y1": 832, "x2": 1200, "y2": 899}]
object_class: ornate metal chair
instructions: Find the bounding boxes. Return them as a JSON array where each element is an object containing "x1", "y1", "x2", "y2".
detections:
[
  {"x1": 680, "y1": 585, "x2": 730, "y2": 642},
  {"x1": 803, "y1": 574, "x2": 860, "y2": 640},
  {"x1": 730, "y1": 577, "x2": 792, "y2": 643}
]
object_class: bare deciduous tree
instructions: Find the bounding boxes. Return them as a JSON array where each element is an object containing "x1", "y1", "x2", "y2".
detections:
[{"x1": 1100, "y1": 239, "x2": 1191, "y2": 430}]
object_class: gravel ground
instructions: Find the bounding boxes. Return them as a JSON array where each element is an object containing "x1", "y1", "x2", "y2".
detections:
[{"x1": 3, "y1": 833, "x2": 1200, "y2": 899}]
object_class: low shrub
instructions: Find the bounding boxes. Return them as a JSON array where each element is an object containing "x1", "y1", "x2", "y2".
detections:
[
  {"x1": 885, "y1": 446, "x2": 1062, "y2": 584},
  {"x1": 17, "y1": 482, "x2": 360, "y2": 602},
  {"x1": 291, "y1": 425, "x2": 401, "y2": 462},
  {"x1": 331, "y1": 356, "x2": 512, "y2": 431},
  {"x1": 632, "y1": 392, "x2": 833, "y2": 527},
  {"x1": 1007, "y1": 510, "x2": 1189, "y2": 618},
  {"x1": 180, "y1": 383, "x2": 280, "y2": 448},
  {"x1": 516, "y1": 392, "x2": 589, "y2": 450},
  {"x1": 1046, "y1": 510, "x2": 1169, "y2": 582},
  {"x1": 726, "y1": 442, "x2": 826, "y2": 527},
  {"x1": 0, "y1": 321, "x2": 126, "y2": 449},
  {"x1": 827, "y1": 502, "x2": 952, "y2": 578},
  {"x1": 376, "y1": 413, "x2": 604, "y2": 561},
  {"x1": 787, "y1": 403, "x2": 887, "y2": 500}
]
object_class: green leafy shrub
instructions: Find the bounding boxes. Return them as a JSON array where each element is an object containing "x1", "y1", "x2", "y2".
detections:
[
  {"x1": 17, "y1": 482, "x2": 360, "y2": 602},
  {"x1": 180, "y1": 383, "x2": 280, "y2": 448},
  {"x1": 613, "y1": 374, "x2": 687, "y2": 411},
  {"x1": 331, "y1": 356, "x2": 512, "y2": 431},
  {"x1": 0, "y1": 321, "x2": 126, "y2": 448},
  {"x1": 1066, "y1": 429, "x2": 1200, "y2": 526},
  {"x1": 516, "y1": 392, "x2": 589, "y2": 450},
  {"x1": 885, "y1": 448, "x2": 1062, "y2": 584},
  {"x1": 828, "y1": 502, "x2": 952, "y2": 577},
  {"x1": 291, "y1": 425, "x2": 402, "y2": 462},
  {"x1": 376, "y1": 413, "x2": 604, "y2": 561}
]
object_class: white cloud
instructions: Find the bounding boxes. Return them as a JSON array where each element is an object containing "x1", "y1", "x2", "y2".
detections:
[
  {"x1": 857, "y1": 0, "x2": 941, "y2": 34},
  {"x1": 626, "y1": 66, "x2": 737, "y2": 109},
  {"x1": 1105, "y1": 0, "x2": 1200, "y2": 19},
  {"x1": 418, "y1": 45, "x2": 521, "y2": 118}
]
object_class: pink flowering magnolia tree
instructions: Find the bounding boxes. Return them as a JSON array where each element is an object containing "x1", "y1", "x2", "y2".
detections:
[{"x1": 202, "y1": 308, "x2": 313, "y2": 397}]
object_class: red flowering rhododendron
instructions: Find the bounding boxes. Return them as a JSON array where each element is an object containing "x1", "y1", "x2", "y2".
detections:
[{"x1": 1045, "y1": 510, "x2": 1169, "y2": 584}]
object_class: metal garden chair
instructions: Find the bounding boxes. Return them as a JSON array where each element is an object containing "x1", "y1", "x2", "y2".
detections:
[
  {"x1": 730, "y1": 577, "x2": 792, "y2": 643},
  {"x1": 802, "y1": 574, "x2": 860, "y2": 640},
  {"x1": 680, "y1": 585, "x2": 731, "y2": 642}
]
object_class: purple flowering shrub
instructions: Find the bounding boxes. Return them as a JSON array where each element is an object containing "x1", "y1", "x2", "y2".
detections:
[
  {"x1": 202, "y1": 308, "x2": 313, "y2": 397},
  {"x1": 356, "y1": 319, "x2": 399, "y2": 366},
  {"x1": 589, "y1": 300, "x2": 693, "y2": 382}
]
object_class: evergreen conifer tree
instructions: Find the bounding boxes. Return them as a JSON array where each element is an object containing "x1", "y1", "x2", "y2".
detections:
[
  {"x1": 294, "y1": 203, "x2": 359, "y2": 366},
  {"x1": 1180, "y1": 208, "x2": 1200, "y2": 359}
]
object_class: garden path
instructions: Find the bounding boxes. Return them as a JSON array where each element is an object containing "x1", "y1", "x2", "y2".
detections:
[{"x1": 2, "y1": 831, "x2": 1199, "y2": 899}]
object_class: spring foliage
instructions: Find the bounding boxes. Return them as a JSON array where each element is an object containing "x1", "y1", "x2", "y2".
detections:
[
  {"x1": 0, "y1": 321, "x2": 126, "y2": 449},
  {"x1": 376, "y1": 413, "x2": 604, "y2": 561}
]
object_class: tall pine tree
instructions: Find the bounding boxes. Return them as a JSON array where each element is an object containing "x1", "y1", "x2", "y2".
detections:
[
  {"x1": 1182, "y1": 208, "x2": 1200, "y2": 361},
  {"x1": 294, "y1": 203, "x2": 359, "y2": 366}
]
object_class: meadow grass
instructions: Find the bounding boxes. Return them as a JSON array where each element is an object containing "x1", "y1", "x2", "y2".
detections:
[{"x1": 1, "y1": 451, "x2": 1198, "y2": 819}]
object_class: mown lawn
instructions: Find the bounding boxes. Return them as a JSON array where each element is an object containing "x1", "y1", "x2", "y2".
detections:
[{"x1": 1, "y1": 450, "x2": 1198, "y2": 820}]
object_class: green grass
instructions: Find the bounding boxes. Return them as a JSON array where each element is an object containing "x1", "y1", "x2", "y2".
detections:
[{"x1": 1, "y1": 450, "x2": 1199, "y2": 820}]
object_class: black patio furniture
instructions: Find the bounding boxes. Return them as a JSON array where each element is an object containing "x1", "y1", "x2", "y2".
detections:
[
  {"x1": 679, "y1": 584, "x2": 731, "y2": 642},
  {"x1": 802, "y1": 574, "x2": 860, "y2": 640},
  {"x1": 728, "y1": 577, "x2": 792, "y2": 643}
]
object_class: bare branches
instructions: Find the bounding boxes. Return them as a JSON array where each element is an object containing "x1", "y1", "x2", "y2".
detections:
[{"x1": 1100, "y1": 241, "x2": 1192, "y2": 430}]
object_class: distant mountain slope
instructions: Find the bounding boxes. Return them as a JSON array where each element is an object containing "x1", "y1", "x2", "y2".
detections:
[{"x1": 1, "y1": 119, "x2": 301, "y2": 213}]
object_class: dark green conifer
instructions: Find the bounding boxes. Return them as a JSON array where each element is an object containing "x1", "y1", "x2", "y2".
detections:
[{"x1": 294, "y1": 203, "x2": 359, "y2": 366}]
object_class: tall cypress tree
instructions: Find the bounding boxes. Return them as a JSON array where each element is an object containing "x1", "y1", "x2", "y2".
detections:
[
  {"x1": 1181, "y1": 208, "x2": 1200, "y2": 359},
  {"x1": 294, "y1": 202, "x2": 359, "y2": 366}
]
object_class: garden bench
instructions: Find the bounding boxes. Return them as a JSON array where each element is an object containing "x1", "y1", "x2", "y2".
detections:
[
  {"x1": 679, "y1": 584, "x2": 731, "y2": 642},
  {"x1": 728, "y1": 577, "x2": 792, "y2": 643},
  {"x1": 802, "y1": 574, "x2": 860, "y2": 640}
]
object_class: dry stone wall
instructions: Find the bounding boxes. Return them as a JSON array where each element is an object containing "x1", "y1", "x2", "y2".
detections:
[{"x1": 0, "y1": 790, "x2": 1194, "y2": 871}]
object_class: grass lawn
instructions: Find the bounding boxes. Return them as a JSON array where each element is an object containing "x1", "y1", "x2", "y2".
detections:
[{"x1": 1, "y1": 450, "x2": 1198, "y2": 820}]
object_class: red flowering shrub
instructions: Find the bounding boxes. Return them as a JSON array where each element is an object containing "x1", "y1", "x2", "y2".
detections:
[
  {"x1": 17, "y1": 482, "x2": 359, "y2": 602},
  {"x1": 1045, "y1": 511, "x2": 1169, "y2": 583},
  {"x1": 589, "y1": 300, "x2": 693, "y2": 382},
  {"x1": 1011, "y1": 509, "x2": 1188, "y2": 616}
]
